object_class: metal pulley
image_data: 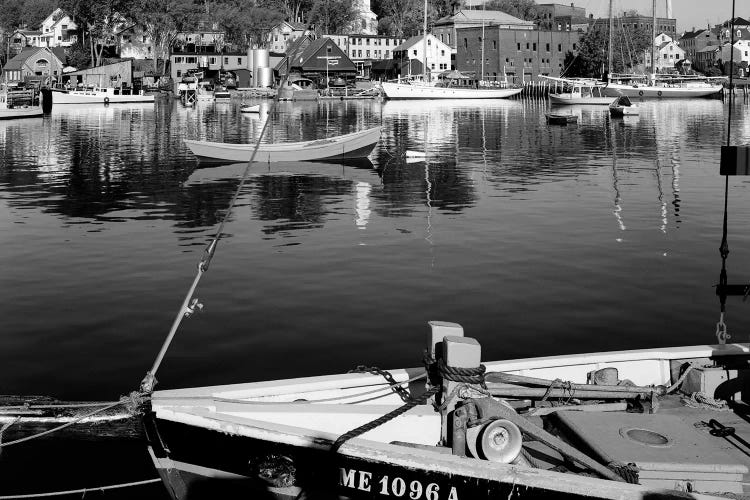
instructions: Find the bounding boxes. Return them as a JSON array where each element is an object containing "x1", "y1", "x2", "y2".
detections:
[{"x1": 466, "y1": 418, "x2": 523, "y2": 463}]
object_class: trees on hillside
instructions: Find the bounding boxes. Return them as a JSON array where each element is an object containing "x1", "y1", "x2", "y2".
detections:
[{"x1": 564, "y1": 24, "x2": 653, "y2": 78}]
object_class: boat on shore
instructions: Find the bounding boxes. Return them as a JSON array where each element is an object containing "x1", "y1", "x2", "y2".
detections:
[
  {"x1": 51, "y1": 86, "x2": 155, "y2": 104},
  {"x1": 0, "y1": 85, "x2": 43, "y2": 119},
  {"x1": 184, "y1": 126, "x2": 382, "y2": 163},
  {"x1": 147, "y1": 320, "x2": 750, "y2": 500}
]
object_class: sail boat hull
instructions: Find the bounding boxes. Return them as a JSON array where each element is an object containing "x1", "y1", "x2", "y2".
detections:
[
  {"x1": 603, "y1": 83, "x2": 722, "y2": 99},
  {"x1": 381, "y1": 82, "x2": 522, "y2": 100}
]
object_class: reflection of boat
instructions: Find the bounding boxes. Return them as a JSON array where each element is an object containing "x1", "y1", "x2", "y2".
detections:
[
  {"x1": 240, "y1": 104, "x2": 260, "y2": 113},
  {"x1": 196, "y1": 81, "x2": 214, "y2": 101},
  {"x1": 51, "y1": 86, "x2": 155, "y2": 104},
  {"x1": 184, "y1": 126, "x2": 382, "y2": 163},
  {"x1": 545, "y1": 113, "x2": 578, "y2": 125},
  {"x1": 184, "y1": 159, "x2": 378, "y2": 185},
  {"x1": 148, "y1": 322, "x2": 750, "y2": 500},
  {"x1": 0, "y1": 85, "x2": 43, "y2": 119},
  {"x1": 543, "y1": 77, "x2": 611, "y2": 105},
  {"x1": 609, "y1": 96, "x2": 638, "y2": 117}
]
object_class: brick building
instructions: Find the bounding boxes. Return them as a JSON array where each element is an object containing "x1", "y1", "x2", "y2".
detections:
[{"x1": 455, "y1": 27, "x2": 580, "y2": 83}]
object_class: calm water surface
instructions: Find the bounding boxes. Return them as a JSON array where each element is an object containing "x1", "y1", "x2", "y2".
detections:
[{"x1": 1, "y1": 95, "x2": 750, "y2": 495}]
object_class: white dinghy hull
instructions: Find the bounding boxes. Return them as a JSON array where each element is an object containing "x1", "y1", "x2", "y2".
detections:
[{"x1": 184, "y1": 126, "x2": 382, "y2": 163}]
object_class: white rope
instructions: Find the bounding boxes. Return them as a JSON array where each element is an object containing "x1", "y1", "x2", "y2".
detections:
[
  {"x1": 682, "y1": 392, "x2": 731, "y2": 411},
  {"x1": 0, "y1": 479, "x2": 161, "y2": 499}
]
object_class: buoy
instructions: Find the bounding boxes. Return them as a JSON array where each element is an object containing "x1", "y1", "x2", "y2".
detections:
[{"x1": 104, "y1": 97, "x2": 110, "y2": 104}]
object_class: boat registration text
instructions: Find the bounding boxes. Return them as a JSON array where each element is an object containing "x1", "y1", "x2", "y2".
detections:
[{"x1": 339, "y1": 468, "x2": 459, "y2": 500}]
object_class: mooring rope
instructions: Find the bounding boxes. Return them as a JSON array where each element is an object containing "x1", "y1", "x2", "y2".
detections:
[
  {"x1": 0, "y1": 478, "x2": 162, "y2": 499},
  {"x1": 141, "y1": 102, "x2": 278, "y2": 393},
  {"x1": 0, "y1": 392, "x2": 148, "y2": 449}
]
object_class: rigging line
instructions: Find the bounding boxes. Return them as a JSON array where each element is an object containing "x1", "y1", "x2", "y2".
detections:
[
  {"x1": 0, "y1": 479, "x2": 162, "y2": 499},
  {"x1": 142, "y1": 101, "x2": 278, "y2": 394}
]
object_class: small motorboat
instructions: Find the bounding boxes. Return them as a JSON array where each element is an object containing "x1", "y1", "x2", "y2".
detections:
[
  {"x1": 609, "y1": 96, "x2": 639, "y2": 117},
  {"x1": 545, "y1": 113, "x2": 578, "y2": 125},
  {"x1": 240, "y1": 104, "x2": 260, "y2": 113},
  {"x1": 214, "y1": 87, "x2": 232, "y2": 101},
  {"x1": 184, "y1": 126, "x2": 382, "y2": 163}
]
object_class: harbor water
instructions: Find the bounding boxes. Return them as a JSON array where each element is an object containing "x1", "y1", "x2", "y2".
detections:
[{"x1": 1, "y1": 96, "x2": 750, "y2": 496}]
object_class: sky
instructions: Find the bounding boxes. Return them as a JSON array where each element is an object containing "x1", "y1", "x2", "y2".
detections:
[{"x1": 570, "y1": 0, "x2": 750, "y2": 32}]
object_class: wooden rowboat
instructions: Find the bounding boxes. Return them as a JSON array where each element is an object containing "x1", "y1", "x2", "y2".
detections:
[
  {"x1": 147, "y1": 321, "x2": 750, "y2": 500},
  {"x1": 545, "y1": 113, "x2": 578, "y2": 125},
  {"x1": 183, "y1": 126, "x2": 382, "y2": 163}
]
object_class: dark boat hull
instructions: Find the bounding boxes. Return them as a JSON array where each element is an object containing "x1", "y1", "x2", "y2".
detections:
[{"x1": 146, "y1": 416, "x2": 594, "y2": 500}]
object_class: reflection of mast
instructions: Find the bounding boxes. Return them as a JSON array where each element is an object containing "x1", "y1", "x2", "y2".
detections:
[
  {"x1": 670, "y1": 156, "x2": 681, "y2": 228},
  {"x1": 609, "y1": 119, "x2": 626, "y2": 236},
  {"x1": 424, "y1": 115, "x2": 433, "y2": 247},
  {"x1": 655, "y1": 159, "x2": 667, "y2": 234}
]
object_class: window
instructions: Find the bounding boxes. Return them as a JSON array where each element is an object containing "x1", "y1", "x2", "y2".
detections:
[
  {"x1": 366, "y1": 50, "x2": 370, "y2": 57},
  {"x1": 385, "y1": 50, "x2": 390, "y2": 58},
  {"x1": 526, "y1": 42, "x2": 529, "y2": 49},
  {"x1": 572, "y1": 43, "x2": 577, "y2": 50},
  {"x1": 558, "y1": 44, "x2": 562, "y2": 52},
  {"x1": 358, "y1": 50, "x2": 362, "y2": 57},
  {"x1": 176, "y1": 70, "x2": 182, "y2": 77},
  {"x1": 210, "y1": 57, "x2": 216, "y2": 64},
  {"x1": 413, "y1": 49, "x2": 417, "y2": 56},
  {"x1": 62, "y1": 24, "x2": 67, "y2": 30},
  {"x1": 237, "y1": 57, "x2": 242, "y2": 64},
  {"x1": 441, "y1": 50, "x2": 445, "y2": 56},
  {"x1": 224, "y1": 57, "x2": 228, "y2": 64},
  {"x1": 664, "y1": 54, "x2": 668, "y2": 60},
  {"x1": 447, "y1": 34, "x2": 450, "y2": 44},
  {"x1": 493, "y1": 40, "x2": 497, "y2": 50},
  {"x1": 546, "y1": 43, "x2": 550, "y2": 51},
  {"x1": 533, "y1": 42, "x2": 536, "y2": 50},
  {"x1": 478, "y1": 36, "x2": 482, "y2": 43},
  {"x1": 464, "y1": 38, "x2": 468, "y2": 48},
  {"x1": 175, "y1": 57, "x2": 183, "y2": 63},
  {"x1": 386, "y1": 39, "x2": 390, "y2": 46},
  {"x1": 517, "y1": 42, "x2": 521, "y2": 50},
  {"x1": 427, "y1": 39, "x2": 431, "y2": 45},
  {"x1": 431, "y1": 63, "x2": 435, "y2": 69}
]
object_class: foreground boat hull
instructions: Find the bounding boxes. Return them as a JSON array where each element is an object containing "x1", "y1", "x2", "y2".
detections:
[
  {"x1": 381, "y1": 82, "x2": 522, "y2": 100},
  {"x1": 184, "y1": 126, "x2": 381, "y2": 163},
  {"x1": 149, "y1": 341, "x2": 750, "y2": 500},
  {"x1": 147, "y1": 416, "x2": 655, "y2": 500}
]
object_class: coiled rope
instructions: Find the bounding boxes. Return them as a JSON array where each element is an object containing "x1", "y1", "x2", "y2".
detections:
[
  {"x1": 0, "y1": 478, "x2": 161, "y2": 499},
  {"x1": 141, "y1": 102, "x2": 277, "y2": 394}
]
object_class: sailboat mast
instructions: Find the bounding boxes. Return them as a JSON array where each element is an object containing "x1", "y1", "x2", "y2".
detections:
[
  {"x1": 651, "y1": 0, "x2": 657, "y2": 76},
  {"x1": 422, "y1": 0, "x2": 428, "y2": 82},
  {"x1": 608, "y1": 0, "x2": 613, "y2": 75},
  {"x1": 481, "y1": 18, "x2": 485, "y2": 81}
]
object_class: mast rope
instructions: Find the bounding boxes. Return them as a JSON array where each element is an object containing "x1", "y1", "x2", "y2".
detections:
[
  {"x1": 141, "y1": 102, "x2": 277, "y2": 393},
  {"x1": 717, "y1": 3, "x2": 736, "y2": 345},
  {"x1": 0, "y1": 479, "x2": 162, "y2": 499}
]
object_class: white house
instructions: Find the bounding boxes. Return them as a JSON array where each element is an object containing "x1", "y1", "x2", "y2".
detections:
[
  {"x1": 39, "y1": 8, "x2": 77, "y2": 47},
  {"x1": 117, "y1": 25, "x2": 153, "y2": 59},
  {"x1": 393, "y1": 34, "x2": 452, "y2": 79},
  {"x1": 721, "y1": 39, "x2": 750, "y2": 76},
  {"x1": 645, "y1": 35, "x2": 686, "y2": 71},
  {"x1": 268, "y1": 21, "x2": 311, "y2": 54}
]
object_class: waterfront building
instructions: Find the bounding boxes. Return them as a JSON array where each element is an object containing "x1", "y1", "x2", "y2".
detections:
[
  {"x1": 695, "y1": 45, "x2": 722, "y2": 73},
  {"x1": 268, "y1": 21, "x2": 312, "y2": 54},
  {"x1": 322, "y1": 34, "x2": 406, "y2": 78},
  {"x1": 8, "y1": 30, "x2": 43, "y2": 56},
  {"x1": 1, "y1": 46, "x2": 64, "y2": 83},
  {"x1": 275, "y1": 36, "x2": 356, "y2": 86},
  {"x1": 169, "y1": 50, "x2": 249, "y2": 82},
  {"x1": 39, "y1": 9, "x2": 77, "y2": 48},
  {"x1": 433, "y1": 10, "x2": 533, "y2": 70},
  {"x1": 392, "y1": 34, "x2": 452, "y2": 77},
  {"x1": 721, "y1": 40, "x2": 750, "y2": 77},
  {"x1": 679, "y1": 29, "x2": 720, "y2": 69},
  {"x1": 591, "y1": 13, "x2": 677, "y2": 37},
  {"x1": 455, "y1": 26, "x2": 580, "y2": 83},
  {"x1": 644, "y1": 33, "x2": 686, "y2": 72},
  {"x1": 535, "y1": 3, "x2": 588, "y2": 31}
]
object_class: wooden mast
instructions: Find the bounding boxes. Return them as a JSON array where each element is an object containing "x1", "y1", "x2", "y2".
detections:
[
  {"x1": 608, "y1": 0, "x2": 613, "y2": 76},
  {"x1": 422, "y1": 0, "x2": 428, "y2": 82},
  {"x1": 651, "y1": 0, "x2": 657, "y2": 78}
]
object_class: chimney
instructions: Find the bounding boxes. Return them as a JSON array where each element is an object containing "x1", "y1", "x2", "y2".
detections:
[{"x1": 666, "y1": 0, "x2": 672, "y2": 19}]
